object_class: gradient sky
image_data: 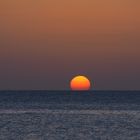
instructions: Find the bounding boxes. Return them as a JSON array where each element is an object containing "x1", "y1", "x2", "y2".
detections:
[{"x1": 0, "y1": 0, "x2": 140, "y2": 90}]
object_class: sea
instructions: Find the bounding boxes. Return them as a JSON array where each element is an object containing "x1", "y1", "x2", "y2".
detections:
[{"x1": 0, "y1": 90, "x2": 140, "y2": 140}]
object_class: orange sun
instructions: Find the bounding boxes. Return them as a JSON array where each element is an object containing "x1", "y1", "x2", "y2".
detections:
[{"x1": 70, "y1": 75, "x2": 91, "y2": 90}]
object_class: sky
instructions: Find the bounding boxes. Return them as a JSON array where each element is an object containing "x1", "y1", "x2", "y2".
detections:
[{"x1": 0, "y1": 0, "x2": 140, "y2": 90}]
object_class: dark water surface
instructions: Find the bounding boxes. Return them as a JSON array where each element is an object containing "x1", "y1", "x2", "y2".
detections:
[
  {"x1": 0, "y1": 90, "x2": 140, "y2": 110},
  {"x1": 0, "y1": 91, "x2": 140, "y2": 140}
]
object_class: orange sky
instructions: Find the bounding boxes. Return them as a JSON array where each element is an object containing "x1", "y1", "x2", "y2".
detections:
[{"x1": 0, "y1": 0, "x2": 140, "y2": 90}]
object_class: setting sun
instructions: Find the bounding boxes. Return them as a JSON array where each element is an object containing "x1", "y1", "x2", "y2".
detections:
[{"x1": 70, "y1": 75, "x2": 91, "y2": 90}]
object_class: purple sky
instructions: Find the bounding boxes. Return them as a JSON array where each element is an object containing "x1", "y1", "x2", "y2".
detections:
[{"x1": 0, "y1": 0, "x2": 140, "y2": 90}]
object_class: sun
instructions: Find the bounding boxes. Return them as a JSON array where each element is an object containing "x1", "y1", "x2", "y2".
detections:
[{"x1": 70, "y1": 75, "x2": 91, "y2": 90}]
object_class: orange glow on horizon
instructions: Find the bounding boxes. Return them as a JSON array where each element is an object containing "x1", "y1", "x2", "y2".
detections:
[{"x1": 70, "y1": 76, "x2": 91, "y2": 90}]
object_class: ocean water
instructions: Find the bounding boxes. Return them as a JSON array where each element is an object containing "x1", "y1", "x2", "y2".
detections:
[{"x1": 0, "y1": 91, "x2": 140, "y2": 140}]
